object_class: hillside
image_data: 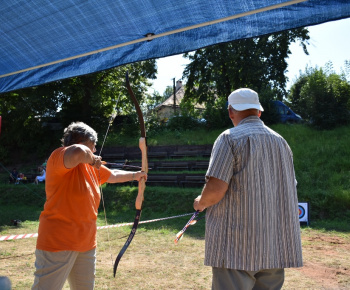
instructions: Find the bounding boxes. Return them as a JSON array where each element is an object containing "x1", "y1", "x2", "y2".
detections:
[{"x1": 1, "y1": 123, "x2": 350, "y2": 221}]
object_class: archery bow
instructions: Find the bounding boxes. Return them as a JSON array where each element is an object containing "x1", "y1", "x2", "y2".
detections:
[{"x1": 113, "y1": 72, "x2": 148, "y2": 277}]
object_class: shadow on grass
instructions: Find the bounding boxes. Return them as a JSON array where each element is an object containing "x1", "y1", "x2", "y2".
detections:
[
  {"x1": 306, "y1": 219, "x2": 350, "y2": 233},
  {"x1": 0, "y1": 205, "x2": 42, "y2": 231}
]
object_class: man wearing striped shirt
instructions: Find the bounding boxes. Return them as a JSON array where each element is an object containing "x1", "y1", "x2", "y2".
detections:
[{"x1": 194, "y1": 88, "x2": 302, "y2": 290}]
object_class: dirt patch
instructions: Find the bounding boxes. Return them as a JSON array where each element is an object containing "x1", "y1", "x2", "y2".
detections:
[
  {"x1": 297, "y1": 261, "x2": 347, "y2": 289},
  {"x1": 291, "y1": 231, "x2": 350, "y2": 289}
]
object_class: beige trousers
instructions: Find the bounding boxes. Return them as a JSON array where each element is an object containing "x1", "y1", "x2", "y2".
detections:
[
  {"x1": 212, "y1": 267, "x2": 285, "y2": 290},
  {"x1": 32, "y1": 248, "x2": 96, "y2": 290}
]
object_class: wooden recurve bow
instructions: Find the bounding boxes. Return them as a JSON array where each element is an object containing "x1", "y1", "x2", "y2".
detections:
[{"x1": 113, "y1": 72, "x2": 148, "y2": 277}]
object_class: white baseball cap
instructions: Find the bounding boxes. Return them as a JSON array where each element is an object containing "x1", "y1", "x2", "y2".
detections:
[{"x1": 228, "y1": 88, "x2": 264, "y2": 111}]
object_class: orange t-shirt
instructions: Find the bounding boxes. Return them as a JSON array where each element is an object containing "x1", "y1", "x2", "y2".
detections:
[{"x1": 36, "y1": 147, "x2": 111, "y2": 252}]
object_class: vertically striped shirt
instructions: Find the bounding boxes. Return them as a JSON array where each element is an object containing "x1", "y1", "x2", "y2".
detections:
[{"x1": 204, "y1": 116, "x2": 303, "y2": 271}]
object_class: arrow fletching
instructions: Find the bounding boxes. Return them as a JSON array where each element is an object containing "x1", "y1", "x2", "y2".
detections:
[
  {"x1": 174, "y1": 211, "x2": 199, "y2": 245},
  {"x1": 174, "y1": 230, "x2": 185, "y2": 244}
]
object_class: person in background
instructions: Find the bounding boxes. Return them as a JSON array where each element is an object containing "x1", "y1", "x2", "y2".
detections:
[
  {"x1": 8, "y1": 168, "x2": 18, "y2": 184},
  {"x1": 17, "y1": 172, "x2": 25, "y2": 184},
  {"x1": 194, "y1": 88, "x2": 302, "y2": 290},
  {"x1": 32, "y1": 121, "x2": 147, "y2": 290},
  {"x1": 41, "y1": 159, "x2": 48, "y2": 169},
  {"x1": 34, "y1": 166, "x2": 46, "y2": 184}
]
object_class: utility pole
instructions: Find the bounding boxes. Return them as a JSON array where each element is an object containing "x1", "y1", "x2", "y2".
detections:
[{"x1": 173, "y1": 78, "x2": 176, "y2": 114}]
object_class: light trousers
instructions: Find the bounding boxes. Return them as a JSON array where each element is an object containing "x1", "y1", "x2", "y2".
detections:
[
  {"x1": 212, "y1": 267, "x2": 285, "y2": 290},
  {"x1": 32, "y1": 248, "x2": 96, "y2": 290}
]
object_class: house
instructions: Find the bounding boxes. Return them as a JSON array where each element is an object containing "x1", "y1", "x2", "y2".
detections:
[{"x1": 153, "y1": 80, "x2": 205, "y2": 121}]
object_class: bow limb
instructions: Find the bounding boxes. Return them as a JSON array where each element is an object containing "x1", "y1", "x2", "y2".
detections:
[
  {"x1": 135, "y1": 137, "x2": 147, "y2": 209},
  {"x1": 125, "y1": 72, "x2": 148, "y2": 209},
  {"x1": 113, "y1": 72, "x2": 148, "y2": 277}
]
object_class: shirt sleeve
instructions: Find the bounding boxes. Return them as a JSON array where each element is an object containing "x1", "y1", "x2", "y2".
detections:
[
  {"x1": 97, "y1": 165, "x2": 111, "y2": 185},
  {"x1": 48, "y1": 147, "x2": 71, "y2": 177},
  {"x1": 206, "y1": 130, "x2": 234, "y2": 184}
]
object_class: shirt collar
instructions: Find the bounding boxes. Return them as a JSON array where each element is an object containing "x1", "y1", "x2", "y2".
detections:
[{"x1": 237, "y1": 115, "x2": 263, "y2": 126}]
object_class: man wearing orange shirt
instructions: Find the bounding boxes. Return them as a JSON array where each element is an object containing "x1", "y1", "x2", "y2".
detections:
[{"x1": 32, "y1": 122, "x2": 147, "y2": 290}]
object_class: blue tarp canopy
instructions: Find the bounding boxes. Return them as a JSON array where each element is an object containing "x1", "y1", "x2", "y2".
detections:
[{"x1": 1, "y1": 0, "x2": 350, "y2": 93}]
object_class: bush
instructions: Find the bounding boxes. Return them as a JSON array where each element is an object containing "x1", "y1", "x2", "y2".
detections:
[
  {"x1": 166, "y1": 114, "x2": 205, "y2": 131},
  {"x1": 259, "y1": 87, "x2": 281, "y2": 125},
  {"x1": 289, "y1": 67, "x2": 350, "y2": 129},
  {"x1": 202, "y1": 98, "x2": 231, "y2": 129}
]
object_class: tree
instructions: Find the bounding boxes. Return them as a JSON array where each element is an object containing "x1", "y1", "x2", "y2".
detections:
[
  {"x1": 0, "y1": 83, "x2": 62, "y2": 162},
  {"x1": 162, "y1": 86, "x2": 174, "y2": 100},
  {"x1": 288, "y1": 65, "x2": 350, "y2": 129},
  {"x1": 287, "y1": 69, "x2": 310, "y2": 120},
  {"x1": 0, "y1": 60, "x2": 156, "y2": 162},
  {"x1": 181, "y1": 28, "x2": 309, "y2": 127},
  {"x1": 57, "y1": 61, "x2": 157, "y2": 132}
]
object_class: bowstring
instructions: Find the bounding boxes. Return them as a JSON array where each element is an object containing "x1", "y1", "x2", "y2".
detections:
[{"x1": 98, "y1": 95, "x2": 121, "y2": 266}]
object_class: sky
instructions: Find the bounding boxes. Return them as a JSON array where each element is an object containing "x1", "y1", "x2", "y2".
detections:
[{"x1": 150, "y1": 17, "x2": 350, "y2": 95}]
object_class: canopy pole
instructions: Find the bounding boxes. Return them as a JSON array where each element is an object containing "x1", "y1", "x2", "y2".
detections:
[{"x1": 0, "y1": 0, "x2": 307, "y2": 79}]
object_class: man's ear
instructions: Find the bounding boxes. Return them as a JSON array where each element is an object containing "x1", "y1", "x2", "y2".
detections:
[
  {"x1": 228, "y1": 107, "x2": 235, "y2": 120},
  {"x1": 258, "y1": 110, "x2": 262, "y2": 117}
]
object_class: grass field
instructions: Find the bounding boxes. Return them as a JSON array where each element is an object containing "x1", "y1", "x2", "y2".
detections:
[
  {"x1": 1, "y1": 123, "x2": 350, "y2": 288},
  {"x1": 1, "y1": 212, "x2": 349, "y2": 289}
]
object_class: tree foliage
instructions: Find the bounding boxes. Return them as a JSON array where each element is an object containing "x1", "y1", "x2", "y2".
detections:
[
  {"x1": 181, "y1": 28, "x2": 309, "y2": 127},
  {"x1": 0, "y1": 61, "x2": 156, "y2": 163},
  {"x1": 162, "y1": 86, "x2": 174, "y2": 100},
  {"x1": 288, "y1": 64, "x2": 350, "y2": 129},
  {"x1": 57, "y1": 61, "x2": 157, "y2": 132}
]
